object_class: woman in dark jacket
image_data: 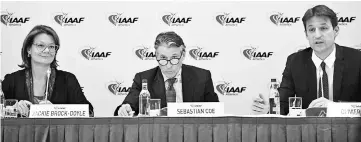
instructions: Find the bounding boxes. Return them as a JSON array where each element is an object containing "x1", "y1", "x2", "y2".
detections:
[{"x1": 2, "y1": 25, "x2": 94, "y2": 117}]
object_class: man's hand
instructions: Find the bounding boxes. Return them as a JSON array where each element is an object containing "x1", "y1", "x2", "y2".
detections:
[
  {"x1": 17, "y1": 100, "x2": 32, "y2": 117},
  {"x1": 252, "y1": 93, "x2": 270, "y2": 115},
  {"x1": 308, "y1": 97, "x2": 333, "y2": 108},
  {"x1": 117, "y1": 104, "x2": 134, "y2": 117}
]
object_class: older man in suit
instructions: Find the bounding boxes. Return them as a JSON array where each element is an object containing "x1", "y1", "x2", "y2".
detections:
[
  {"x1": 115, "y1": 31, "x2": 219, "y2": 116},
  {"x1": 252, "y1": 5, "x2": 361, "y2": 115}
]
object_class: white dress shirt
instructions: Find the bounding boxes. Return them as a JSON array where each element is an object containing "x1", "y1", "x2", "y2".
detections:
[
  {"x1": 162, "y1": 68, "x2": 183, "y2": 102},
  {"x1": 311, "y1": 45, "x2": 336, "y2": 101}
]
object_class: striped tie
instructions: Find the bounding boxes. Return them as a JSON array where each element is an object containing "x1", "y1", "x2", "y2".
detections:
[{"x1": 166, "y1": 78, "x2": 177, "y2": 102}]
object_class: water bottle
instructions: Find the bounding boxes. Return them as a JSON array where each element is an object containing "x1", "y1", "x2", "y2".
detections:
[
  {"x1": 139, "y1": 79, "x2": 150, "y2": 116},
  {"x1": 0, "y1": 80, "x2": 5, "y2": 118},
  {"x1": 269, "y1": 78, "x2": 280, "y2": 114}
]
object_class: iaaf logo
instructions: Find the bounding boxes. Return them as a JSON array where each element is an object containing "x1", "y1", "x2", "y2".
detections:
[
  {"x1": 80, "y1": 46, "x2": 112, "y2": 60},
  {"x1": 216, "y1": 13, "x2": 246, "y2": 26},
  {"x1": 270, "y1": 12, "x2": 300, "y2": 26},
  {"x1": 108, "y1": 13, "x2": 139, "y2": 26},
  {"x1": 107, "y1": 80, "x2": 131, "y2": 95},
  {"x1": 216, "y1": 81, "x2": 246, "y2": 96},
  {"x1": 189, "y1": 46, "x2": 219, "y2": 60},
  {"x1": 54, "y1": 12, "x2": 85, "y2": 26},
  {"x1": 1, "y1": 10, "x2": 30, "y2": 26},
  {"x1": 337, "y1": 12, "x2": 356, "y2": 26},
  {"x1": 134, "y1": 45, "x2": 156, "y2": 60},
  {"x1": 162, "y1": 13, "x2": 192, "y2": 26},
  {"x1": 242, "y1": 45, "x2": 273, "y2": 60}
]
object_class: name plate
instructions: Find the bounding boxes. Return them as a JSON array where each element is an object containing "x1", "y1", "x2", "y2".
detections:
[
  {"x1": 327, "y1": 103, "x2": 361, "y2": 117},
  {"x1": 29, "y1": 104, "x2": 89, "y2": 118},
  {"x1": 167, "y1": 102, "x2": 224, "y2": 117}
]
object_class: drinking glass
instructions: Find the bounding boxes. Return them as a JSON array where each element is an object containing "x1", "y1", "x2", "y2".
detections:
[
  {"x1": 149, "y1": 99, "x2": 161, "y2": 116},
  {"x1": 4, "y1": 99, "x2": 18, "y2": 118}
]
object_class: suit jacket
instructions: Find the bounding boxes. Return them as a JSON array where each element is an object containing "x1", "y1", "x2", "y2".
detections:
[
  {"x1": 114, "y1": 64, "x2": 219, "y2": 116},
  {"x1": 2, "y1": 69, "x2": 94, "y2": 115},
  {"x1": 279, "y1": 44, "x2": 361, "y2": 115}
]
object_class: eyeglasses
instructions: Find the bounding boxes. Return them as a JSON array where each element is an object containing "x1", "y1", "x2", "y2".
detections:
[
  {"x1": 157, "y1": 51, "x2": 183, "y2": 66},
  {"x1": 32, "y1": 43, "x2": 59, "y2": 53}
]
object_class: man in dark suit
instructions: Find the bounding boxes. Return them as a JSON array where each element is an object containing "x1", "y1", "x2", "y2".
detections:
[
  {"x1": 114, "y1": 31, "x2": 219, "y2": 116},
  {"x1": 252, "y1": 5, "x2": 361, "y2": 115}
]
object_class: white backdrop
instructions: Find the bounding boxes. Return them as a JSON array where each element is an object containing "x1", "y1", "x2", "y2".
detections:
[{"x1": 1, "y1": 1, "x2": 361, "y2": 117}]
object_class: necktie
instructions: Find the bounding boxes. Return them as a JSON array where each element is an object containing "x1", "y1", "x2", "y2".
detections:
[
  {"x1": 166, "y1": 78, "x2": 177, "y2": 102},
  {"x1": 318, "y1": 61, "x2": 329, "y2": 99}
]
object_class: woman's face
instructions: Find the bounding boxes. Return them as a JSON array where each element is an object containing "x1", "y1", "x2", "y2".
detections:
[{"x1": 28, "y1": 33, "x2": 58, "y2": 66}]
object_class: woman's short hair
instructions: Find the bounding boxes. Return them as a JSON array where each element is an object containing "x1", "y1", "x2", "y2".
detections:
[{"x1": 19, "y1": 25, "x2": 60, "y2": 69}]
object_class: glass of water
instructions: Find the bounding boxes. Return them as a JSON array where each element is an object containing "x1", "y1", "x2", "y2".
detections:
[
  {"x1": 289, "y1": 97, "x2": 302, "y2": 109},
  {"x1": 4, "y1": 99, "x2": 18, "y2": 118},
  {"x1": 289, "y1": 97, "x2": 302, "y2": 116},
  {"x1": 149, "y1": 99, "x2": 161, "y2": 116}
]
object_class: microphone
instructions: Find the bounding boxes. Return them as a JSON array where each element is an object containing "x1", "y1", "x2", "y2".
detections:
[{"x1": 44, "y1": 68, "x2": 51, "y2": 101}]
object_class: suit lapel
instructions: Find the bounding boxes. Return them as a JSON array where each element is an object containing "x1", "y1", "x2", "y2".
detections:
[
  {"x1": 181, "y1": 65, "x2": 194, "y2": 102},
  {"x1": 305, "y1": 49, "x2": 318, "y2": 100},
  {"x1": 151, "y1": 68, "x2": 167, "y2": 107},
  {"x1": 333, "y1": 44, "x2": 344, "y2": 101}
]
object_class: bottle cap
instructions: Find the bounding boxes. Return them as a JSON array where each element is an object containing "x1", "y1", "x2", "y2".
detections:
[
  {"x1": 142, "y1": 79, "x2": 147, "y2": 83},
  {"x1": 271, "y1": 79, "x2": 277, "y2": 82}
]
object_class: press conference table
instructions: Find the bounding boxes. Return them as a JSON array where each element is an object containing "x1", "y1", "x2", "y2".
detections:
[{"x1": 1, "y1": 117, "x2": 361, "y2": 142}]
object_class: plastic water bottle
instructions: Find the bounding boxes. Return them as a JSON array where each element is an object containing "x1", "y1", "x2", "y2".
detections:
[
  {"x1": 0, "y1": 80, "x2": 5, "y2": 118},
  {"x1": 269, "y1": 79, "x2": 280, "y2": 114},
  {"x1": 139, "y1": 79, "x2": 150, "y2": 116}
]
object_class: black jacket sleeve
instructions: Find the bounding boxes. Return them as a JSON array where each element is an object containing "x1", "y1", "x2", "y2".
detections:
[
  {"x1": 279, "y1": 54, "x2": 296, "y2": 115},
  {"x1": 114, "y1": 73, "x2": 142, "y2": 116},
  {"x1": 204, "y1": 70, "x2": 219, "y2": 102},
  {"x1": 66, "y1": 73, "x2": 94, "y2": 117}
]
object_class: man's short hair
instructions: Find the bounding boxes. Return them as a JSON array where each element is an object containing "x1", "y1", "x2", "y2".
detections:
[
  {"x1": 154, "y1": 31, "x2": 185, "y2": 51},
  {"x1": 302, "y1": 5, "x2": 338, "y2": 31}
]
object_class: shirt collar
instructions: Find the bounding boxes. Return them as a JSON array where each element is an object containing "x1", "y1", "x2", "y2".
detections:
[
  {"x1": 162, "y1": 68, "x2": 182, "y2": 82},
  {"x1": 312, "y1": 44, "x2": 336, "y2": 69}
]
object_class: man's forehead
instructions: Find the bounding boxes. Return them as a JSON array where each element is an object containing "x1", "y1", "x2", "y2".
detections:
[
  {"x1": 156, "y1": 45, "x2": 183, "y2": 55},
  {"x1": 306, "y1": 16, "x2": 332, "y2": 26},
  {"x1": 157, "y1": 50, "x2": 182, "y2": 56}
]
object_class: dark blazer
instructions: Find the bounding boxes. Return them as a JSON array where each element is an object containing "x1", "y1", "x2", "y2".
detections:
[
  {"x1": 279, "y1": 44, "x2": 361, "y2": 115},
  {"x1": 114, "y1": 64, "x2": 219, "y2": 116},
  {"x1": 2, "y1": 69, "x2": 94, "y2": 115}
]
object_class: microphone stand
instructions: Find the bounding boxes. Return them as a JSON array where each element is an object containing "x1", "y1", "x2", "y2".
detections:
[{"x1": 44, "y1": 68, "x2": 51, "y2": 102}]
